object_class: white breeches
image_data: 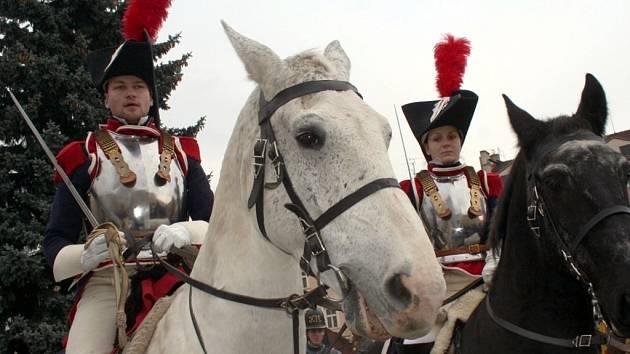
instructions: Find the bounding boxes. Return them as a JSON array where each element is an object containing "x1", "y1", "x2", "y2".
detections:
[{"x1": 66, "y1": 269, "x2": 118, "y2": 354}]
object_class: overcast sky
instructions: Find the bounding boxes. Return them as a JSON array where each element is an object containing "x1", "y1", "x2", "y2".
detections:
[{"x1": 156, "y1": 0, "x2": 629, "y2": 189}]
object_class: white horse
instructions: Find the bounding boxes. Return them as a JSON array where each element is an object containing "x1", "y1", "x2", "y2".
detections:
[{"x1": 143, "y1": 23, "x2": 446, "y2": 353}]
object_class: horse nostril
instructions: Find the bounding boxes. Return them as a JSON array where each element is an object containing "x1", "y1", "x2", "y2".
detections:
[{"x1": 386, "y1": 273, "x2": 412, "y2": 307}]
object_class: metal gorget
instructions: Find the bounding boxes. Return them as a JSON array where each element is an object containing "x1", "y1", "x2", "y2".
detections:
[
  {"x1": 418, "y1": 171, "x2": 487, "y2": 252},
  {"x1": 89, "y1": 131, "x2": 185, "y2": 243}
]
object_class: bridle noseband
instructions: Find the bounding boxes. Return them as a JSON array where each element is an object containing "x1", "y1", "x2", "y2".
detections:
[
  {"x1": 487, "y1": 144, "x2": 630, "y2": 352},
  {"x1": 159, "y1": 80, "x2": 401, "y2": 354}
]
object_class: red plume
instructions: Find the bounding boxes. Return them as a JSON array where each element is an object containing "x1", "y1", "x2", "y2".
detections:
[
  {"x1": 122, "y1": 0, "x2": 173, "y2": 42},
  {"x1": 433, "y1": 34, "x2": 471, "y2": 97}
]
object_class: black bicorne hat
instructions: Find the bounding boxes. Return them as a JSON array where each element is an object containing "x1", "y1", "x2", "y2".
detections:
[
  {"x1": 85, "y1": 0, "x2": 172, "y2": 124},
  {"x1": 86, "y1": 33, "x2": 159, "y2": 121},
  {"x1": 402, "y1": 89, "x2": 478, "y2": 149},
  {"x1": 402, "y1": 34, "x2": 477, "y2": 161}
]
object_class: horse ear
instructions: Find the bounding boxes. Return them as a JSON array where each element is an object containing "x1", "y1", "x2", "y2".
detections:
[
  {"x1": 503, "y1": 94, "x2": 546, "y2": 152},
  {"x1": 221, "y1": 21, "x2": 288, "y2": 99},
  {"x1": 575, "y1": 73, "x2": 607, "y2": 136},
  {"x1": 323, "y1": 40, "x2": 351, "y2": 80}
]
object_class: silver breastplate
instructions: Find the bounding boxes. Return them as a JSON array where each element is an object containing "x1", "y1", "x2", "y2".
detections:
[
  {"x1": 88, "y1": 132, "x2": 186, "y2": 240},
  {"x1": 418, "y1": 172, "x2": 488, "y2": 251}
]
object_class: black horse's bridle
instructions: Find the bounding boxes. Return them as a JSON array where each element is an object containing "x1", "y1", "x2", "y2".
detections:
[
  {"x1": 157, "y1": 80, "x2": 400, "y2": 354},
  {"x1": 486, "y1": 148, "x2": 630, "y2": 352}
]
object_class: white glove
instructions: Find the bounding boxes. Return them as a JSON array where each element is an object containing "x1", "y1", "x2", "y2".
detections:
[
  {"x1": 482, "y1": 249, "x2": 500, "y2": 288},
  {"x1": 152, "y1": 223, "x2": 191, "y2": 253},
  {"x1": 80, "y1": 234, "x2": 109, "y2": 272}
]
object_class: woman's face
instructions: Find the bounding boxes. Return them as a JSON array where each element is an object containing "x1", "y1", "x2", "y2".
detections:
[{"x1": 424, "y1": 125, "x2": 462, "y2": 164}]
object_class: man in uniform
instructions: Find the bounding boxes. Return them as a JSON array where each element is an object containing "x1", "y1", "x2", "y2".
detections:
[
  {"x1": 305, "y1": 308, "x2": 342, "y2": 354},
  {"x1": 42, "y1": 1, "x2": 213, "y2": 352}
]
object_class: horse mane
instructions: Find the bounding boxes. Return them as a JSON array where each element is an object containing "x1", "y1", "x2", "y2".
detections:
[
  {"x1": 488, "y1": 150, "x2": 524, "y2": 251},
  {"x1": 487, "y1": 113, "x2": 599, "y2": 251}
]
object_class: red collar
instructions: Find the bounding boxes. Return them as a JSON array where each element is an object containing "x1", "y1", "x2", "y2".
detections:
[
  {"x1": 427, "y1": 162, "x2": 467, "y2": 177},
  {"x1": 100, "y1": 118, "x2": 161, "y2": 138}
]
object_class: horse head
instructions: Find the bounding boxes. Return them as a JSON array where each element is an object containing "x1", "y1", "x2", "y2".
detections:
[
  {"x1": 221, "y1": 22, "x2": 446, "y2": 340},
  {"x1": 502, "y1": 74, "x2": 630, "y2": 337}
]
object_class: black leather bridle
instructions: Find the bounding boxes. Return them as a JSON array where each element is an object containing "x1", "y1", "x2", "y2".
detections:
[
  {"x1": 248, "y1": 80, "x2": 399, "y2": 278},
  {"x1": 158, "y1": 80, "x2": 401, "y2": 354},
  {"x1": 486, "y1": 142, "x2": 630, "y2": 352}
]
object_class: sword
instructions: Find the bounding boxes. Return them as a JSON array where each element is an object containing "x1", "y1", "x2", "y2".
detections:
[
  {"x1": 393, "y1": 104, "x2": 414, "y2": 183},
  {"x1": 6, "y1": 87, "x2": 99, "y2": 228},
  {"x1": 7, "y1": 88, "x2": 196, "y2": 264}
]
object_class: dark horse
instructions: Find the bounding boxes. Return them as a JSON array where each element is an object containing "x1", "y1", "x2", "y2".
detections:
[{"x1": 460, "y1": 74, "x2": 630, "y2": 354}]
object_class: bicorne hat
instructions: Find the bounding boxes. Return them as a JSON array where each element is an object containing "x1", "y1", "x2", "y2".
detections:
[
  {"x1": 85, "y1": 0, "x2": 173, "y2": 123},
  {"x1": 401, "y1": 34, "x2": 478, "y2": 160}
]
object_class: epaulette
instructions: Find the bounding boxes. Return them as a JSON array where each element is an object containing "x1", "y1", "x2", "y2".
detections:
[
  {"x1": 176, "y1": 136, "x2": 201, "y2": 162},
  {"x1": 53, "y1": 141, "x2": 88, "y2": 184},
  {"x1": 477, "y1": 170, "x2": 504, "y2": 198}
]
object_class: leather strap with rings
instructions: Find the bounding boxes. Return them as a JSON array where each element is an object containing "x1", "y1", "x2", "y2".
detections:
[
  {"x1": 156, "y1": 131, "x2": 175, "y2": 184},
  {"x1": 94, "y1": 129, "x2": 136, "y2": 186},
  {"x1": 418, "y1": 170, "x2": 451, "y2": 219},
  {"x1": 463, "y1": 166, "x2": 483, "y2": 217}
]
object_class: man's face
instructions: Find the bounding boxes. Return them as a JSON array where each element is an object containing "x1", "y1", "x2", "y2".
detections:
[
  {"x1": 306, "y1": 328, "x2": 325, "y2": 346},
  {"x1": 104, "y1": 75, "x2": 152, "y2": 124}
]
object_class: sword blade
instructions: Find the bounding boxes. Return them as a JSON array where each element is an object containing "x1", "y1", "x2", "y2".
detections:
[
  {"x1": 6, "y1": 87, "x2": 99, "y2": 228},
  {"x1": 393, "y1": 104, "x2": 414, "y2": 181}
]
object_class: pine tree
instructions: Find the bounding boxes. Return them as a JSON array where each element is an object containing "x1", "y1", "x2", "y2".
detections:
[{"x1": 0, "y1": 1, "x2": 203, "y2": 352}]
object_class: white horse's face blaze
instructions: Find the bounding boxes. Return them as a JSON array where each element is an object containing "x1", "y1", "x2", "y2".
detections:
[{"x1": 223, "y1": 22, "x2": 446, "y2": 339}]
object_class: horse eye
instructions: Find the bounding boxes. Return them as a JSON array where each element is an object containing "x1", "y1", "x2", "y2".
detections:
[{"x1": 296, "y1": 131, "x2": 320, "y2": 147}]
